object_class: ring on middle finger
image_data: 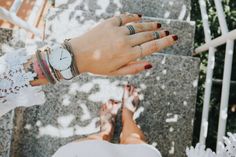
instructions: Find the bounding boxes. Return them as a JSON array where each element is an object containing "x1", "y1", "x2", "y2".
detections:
[
  {"x1": 127, "y1": 25, "x2": 136, "y2": 35},
  {"x1": 153, "y1": 32, "x2": 160, "y2": 39}
]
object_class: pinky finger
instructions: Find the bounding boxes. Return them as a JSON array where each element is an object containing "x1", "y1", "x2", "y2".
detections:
[{"x1": 108, "y1": 61, "x2": 153, "y2": 76}]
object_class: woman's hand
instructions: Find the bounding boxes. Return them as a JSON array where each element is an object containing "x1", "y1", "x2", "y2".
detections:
[{"x1": 69, "y1": 13, "x2": 178, "y2": 76}]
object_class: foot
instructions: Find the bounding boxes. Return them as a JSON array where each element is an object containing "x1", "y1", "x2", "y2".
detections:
[
  {"x1": 122, "y1": 85, "x2": 140, "y2": 121},
  {"x1": 99, "y1": 99, "x2": 121, "y2": 141}
]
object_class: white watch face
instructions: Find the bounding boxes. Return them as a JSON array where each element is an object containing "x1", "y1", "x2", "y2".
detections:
[
  {"x1": 61, "y1": 69, "x2": 73, "y2": 80},
  {"x1": 49, "y1": 45, "x2": 72, "y2": 70}
]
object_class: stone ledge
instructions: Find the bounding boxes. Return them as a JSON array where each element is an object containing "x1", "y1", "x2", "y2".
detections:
[{"x1": 54, "y1": 0, "x2": 191, "y2": 20}]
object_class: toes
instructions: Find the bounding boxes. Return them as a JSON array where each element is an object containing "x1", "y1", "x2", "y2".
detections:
[{"x1": 109, "y1": 99, "x2": 121, "y2": 115}]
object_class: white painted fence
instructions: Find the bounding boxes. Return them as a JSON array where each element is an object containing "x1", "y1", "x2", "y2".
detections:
[
  {"x1": 197, "y1": 0, "x2": 235, "y2": 152},
  {"x1": 0, "y1": 0, "x2": 44, "y2": 37}
]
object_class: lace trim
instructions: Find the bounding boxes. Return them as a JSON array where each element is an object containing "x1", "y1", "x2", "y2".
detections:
[{"x1": 0, "y1": 46, "x2": 45, "y2": 116}]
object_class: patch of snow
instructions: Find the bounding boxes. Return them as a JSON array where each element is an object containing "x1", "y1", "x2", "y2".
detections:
[
  {"x1": 162, "y1": 69, "x2": 167, "y2": 75},
  {"x1": 192, "y1": 79, "x2": 198, "y2": 88},
  {"x1": 140, "y1": 84, "x2": 147, "y2": 90},
  {"x1": 25, "y1": 124, "x2": 32, "y2": 130},
  {"x1": 74, "y1": 118, "x2": 100, "y2": 135},
  {"x1": 164, "y1": 11, "x2": 170, "y2": 18},
  {"x1": 169, "y1": 141, "x2": 175, "y2": 154},
  {"x1": 57, "y1": 114, "x2": 75, "y2": 128},
  {"x1": 169, "y1": 127, "x2": 174, "y2": 132},
  {"x1": 79, "y1": 103, "x2": 91, "y2": 121},
  {"x1": 183, "y1": 101, "x2": 187, "y2": 106},
  {"x1": 166, "y1": 114, "x2": 178, "y2": 123},
  {"x1": 62, "y1": 94, "x2": 71, "y2": 106},
  {"x1": 133, "y1": 107, "x2": 145, "y2": 120},
  {"x1": 178, "y1": 5, "x2": 187, "y2": 20},
  {"x1": 152, "y1": 142, "x2": 158, "y2": 147},
  {"x1": 36, "y1": 121, "x2": 42, "y2": 127}
]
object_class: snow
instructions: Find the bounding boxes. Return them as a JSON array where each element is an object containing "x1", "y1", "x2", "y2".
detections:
[
  {"x1": 169, "y1": 141, "x2": 175, "y2": 154},
  {"x1": 161, "y1": 57, "x2": 166, "y2": 64},
  {"x1": 79, "y1": 103, "x2": 91, "y2": 121},
  {"x1": 57, "y1": 114, "x2": 75, "y2": 128},
  {"x1": 133, "y1": 106, "x2": 145, "y2": 120},
  {"x1": 38, "y1": 117, "x2": 100, "y2": 138},
  {"x1": 192, "y1": 79, "x2": 198, "y2": 88},
  {"x1": 166, "y1": 114, "x2": 178, "y2": 123},
  {"x1": 183, "y1": 101, "x2": 187, "y2": 106},
  {"x1": 62, "y1": 94, "x2": 71, "y2": 106},
  {"x1": 24, "y1": 124, "x2": 32, "y2": 130},
  {"x1": 169, "y1": 127, "x2": 174, "y2": 132},
  {"x1": 162, "y1": 69, "x2": 167, "y2": 75},
  {"x1": 178, "y1": 5, "x2": 187, "y2": 20}
]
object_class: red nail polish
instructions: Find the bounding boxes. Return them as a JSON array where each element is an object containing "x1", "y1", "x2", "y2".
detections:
[
  {"x1": 144, "y1": 64, "x2": 153, "y2": 70},
  {"x1": 157, "y1": 23, "x2": 161, "y2": 28},
  {"x1": 165, "y1": 31, "x2": 170, "y2": 36},
  {"x1": 137, "y1": 14, "x2": 142, "y2": 17},
  {"x1": 172, "y1": 35, "x2": 178, "y2": 41}
]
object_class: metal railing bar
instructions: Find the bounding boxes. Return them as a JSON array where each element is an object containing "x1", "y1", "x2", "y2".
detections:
[
  {"x1": 212, "y1": 79, "x2": 236, "y2": 85},
  {"x1": 27, "y1": 0, "x2": 45, "y2": 25},
  {"x1": 0, "y1": 7, "x2": 41, "y2": 36},
  {"x1": 9, "y1": 0, "x2": 23, "y2": 13},
  {"x1": 198, "y1": 0, "x2": 215, "y2": 145},
  {"x1": 194, "y1": 29, "x2": 236, "y2": 55},
  {"x1": 214, "y1": 0, "x2": 235, "y2": 152}
]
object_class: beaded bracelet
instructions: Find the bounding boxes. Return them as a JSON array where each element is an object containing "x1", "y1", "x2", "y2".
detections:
[{"x1": 36, "y1": 50, "x2": 56, "y2": 84}]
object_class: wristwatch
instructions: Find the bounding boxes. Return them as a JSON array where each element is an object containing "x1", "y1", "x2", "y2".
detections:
[{"x1": 48, "y1": 44, "x2": 74, "y2": 80}]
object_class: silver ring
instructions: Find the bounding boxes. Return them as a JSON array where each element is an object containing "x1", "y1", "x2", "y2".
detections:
[
  {"x1": 116, "y1": 16, "x2": 122, "y2": 26},
  {"x1": 127, "y1": 25, "x2": 135, "y2": 35},
  {"x1": 153, "y1": 32, "x2": 160, "y2": 39},
  {"x1": 139, "y1": 45, "x2": 143, "y2": 58}
]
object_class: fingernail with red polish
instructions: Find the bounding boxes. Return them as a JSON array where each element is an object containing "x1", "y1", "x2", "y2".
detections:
[
  {"x1": 172, "y1": 35, "x2": 178, "y2": 41},
  {"x1": 157, "y1": 23, "x2": 161, "y2": 28},
  {"x1": 144, "y1": 64, "x2": 153, "y2": 70},
  {"x1": 165, "y1": 31, "x2": 170, "y2": 36},
  {"x1": 137, "y1": 14, "x2": 142, "y2": 17}
]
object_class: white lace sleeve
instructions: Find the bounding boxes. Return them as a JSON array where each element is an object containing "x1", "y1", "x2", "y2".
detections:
[{"x1": 0, "y1": 47, "x2": 45, "y2": 117}]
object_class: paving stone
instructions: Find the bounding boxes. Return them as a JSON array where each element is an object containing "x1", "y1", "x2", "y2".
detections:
[
  {"x1": 45, "y1": 8, "x2": 195, "y2": 56},
  {"x1": 55, "y1": 0, "x2": 191, "y2": 20},
  {"x1": 10, "y1": 53, "x2": 200, "y2": 157},
  {"x1": 0, "y1": 28, "x2": 13, "y2": 56},
  {"x1": 0, "y1": 111, "x2": 14, "y2": 157}
]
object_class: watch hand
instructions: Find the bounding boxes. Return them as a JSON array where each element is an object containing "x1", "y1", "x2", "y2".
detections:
[
  {"x1": 61, "y1": 57, "x2": 68, "y2": 60},
  {"x1": 60, "y1": 51, "x2": 63, "y2": 60}
]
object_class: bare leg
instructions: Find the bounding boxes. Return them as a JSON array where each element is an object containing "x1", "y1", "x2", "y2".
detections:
[
  {"x1": 120, "y1": 85, "x2": 146, "y2": 144},
  {"x1": 79, "y1": 100, "x2": 121, "y2": 142}
]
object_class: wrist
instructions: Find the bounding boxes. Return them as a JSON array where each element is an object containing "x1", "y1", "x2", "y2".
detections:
[{"x1": 69, "y1": 37, "x2": 87, "y2": 74}]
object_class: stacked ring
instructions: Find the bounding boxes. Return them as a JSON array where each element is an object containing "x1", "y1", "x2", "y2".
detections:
[
  {"x1": 153, "y1": 32, "x2": 160, "y2": 39},
  {"x1": 127, "y1": 25, "x2": 136, "y2": 35}
]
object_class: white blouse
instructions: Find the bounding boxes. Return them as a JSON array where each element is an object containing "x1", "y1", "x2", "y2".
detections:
[{"x1": 0, "y1": 46, "x2": 45, "y2": 117}]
